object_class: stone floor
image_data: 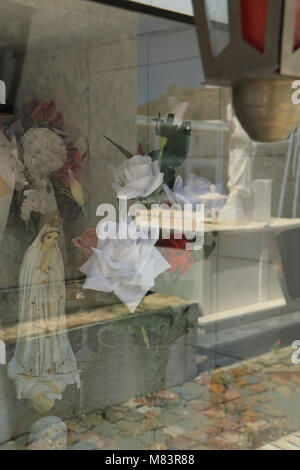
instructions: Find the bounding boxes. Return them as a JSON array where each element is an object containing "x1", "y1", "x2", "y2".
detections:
[{"x1": 2, "y1": 346, "x2": 300, "y2": 450}]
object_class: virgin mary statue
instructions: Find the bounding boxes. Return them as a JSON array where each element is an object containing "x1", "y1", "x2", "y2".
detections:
[{"x1": 8, "y1": 214, "x2": 80, "y2": 413}]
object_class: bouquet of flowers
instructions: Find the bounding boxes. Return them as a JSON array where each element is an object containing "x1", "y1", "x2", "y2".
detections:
[
  {"x1": 104, "y1": 113, "x2": 217, "y2": 278},
  {"x1": 0, "y1": 100, "x2": 89, "y2": 235},
  {"x1": 105, "y1": 112, "x2": 192, "y2": 204}
]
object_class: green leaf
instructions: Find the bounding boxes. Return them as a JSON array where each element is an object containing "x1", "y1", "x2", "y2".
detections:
[
  {"x1": 149, "y1": 149, "x2": 160, "y2": 161},
  {"x1": 141, "y1": 326, "x2": 150, "y2": 349},
  {"x1": 104, "y1": 136, "x2": 133, "y2": 159},
  {"x1": 158, "y1": 136, "x2": 168, "y2": 169},
  {"x1": 162, "y1": 121, "x2": 191, "y2": 168},
  {"x1": 192, "y1": 241, "x2": 217, "y2": 262},
  {"x1": 161, "y1": 165, "x2": 176, "y2": 188}
]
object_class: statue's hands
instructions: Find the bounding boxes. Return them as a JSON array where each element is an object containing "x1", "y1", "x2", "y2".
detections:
[{"x1": 40, "y1": 253, "x2": 50, "y2": 273}]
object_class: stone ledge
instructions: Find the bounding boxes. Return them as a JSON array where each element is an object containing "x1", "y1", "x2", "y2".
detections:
[{"x1": 0, "y1": 293, "x2": 198, "y2": 344}]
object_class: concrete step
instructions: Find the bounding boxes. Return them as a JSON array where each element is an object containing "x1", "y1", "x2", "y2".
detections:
[
  {"x1": 198, "y1": 299, "x2": 288, "y2": 335},
  {"x1": 197, "y1": 309, "x2": 300, "y2": 368}
]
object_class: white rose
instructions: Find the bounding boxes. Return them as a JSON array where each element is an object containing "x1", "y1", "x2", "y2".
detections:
[
  {"x1": 164, "y1": 174, "x2": 211, "y2": 207},
  {"x1": 80, "y1": 220, "x2": 170, "y2": 313},
  {"x1": 111, "y1": 155, "x2": 164, "y2": 200}
]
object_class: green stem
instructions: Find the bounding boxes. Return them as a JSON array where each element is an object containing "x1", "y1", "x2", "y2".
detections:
[
  {"x1": 81, "y1": 205, "x2": 88, "y2": 223},
  {"x1": 158, "y1": 137, "x2": 168, "y2": 170}
]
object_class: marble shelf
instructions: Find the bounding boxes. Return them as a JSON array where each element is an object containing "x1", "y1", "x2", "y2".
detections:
[
  {"x1": 136, "y1": 210, "x2": 300, "y2": 235},
  {"x1": 140, "y1": 211, "x2": 300, "y2": 317}
]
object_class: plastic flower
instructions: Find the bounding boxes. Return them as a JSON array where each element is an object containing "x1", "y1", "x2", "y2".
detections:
[
  {"x1": 21, "y1": 128, "x2": 67, "y2": 176},
  {"x1": 72, "y1": 228, "x2": 98, "y2": 258},
  {"x1": 157, "y1": 234, "x2": 194, "y2": 275},
  {"x1": 30, "y1": 101, "x2": 63, "y2": 129},
  {"x1": 80, "y1": 220, "x2": 170, "y2": 313},
  {"x1": 163, "y1": 174, "x2": 211, "y2": 207},
  {"x1": 20, "y1": 189, "x2": 50, "y2": 221},
  {"x1": 20, "y1": 176, "x2": 58, "y2": 221},
  {"x1": 14, "y1": 158, "x2": 28, "y2": 191},
  {"x1": 111, "y1": 155, "x2": 164, "y2": 200}
]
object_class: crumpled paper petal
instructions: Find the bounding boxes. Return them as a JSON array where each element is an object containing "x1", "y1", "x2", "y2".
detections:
[
  {"x1": 164, "y1": 174, "x2": 212, "y2": 208},
  {"x1": 111, "y1": 154, "x2": 164, "y2": 200},
  {"x1": 80, "y1": 220, "x2": 170, "y2": 312}
]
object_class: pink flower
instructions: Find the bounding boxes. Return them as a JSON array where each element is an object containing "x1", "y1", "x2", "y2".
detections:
[
  {"x1": 72, "y1": 228, "x2": 98, "y2": 258},
  {"x1": 157, "y1": 234, "x2": 194, "y2": 275},
  {"x1": 30, "y1": 101, "x2": 63, "y2": 129}
]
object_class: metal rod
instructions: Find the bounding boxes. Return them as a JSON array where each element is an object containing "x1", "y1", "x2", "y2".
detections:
[
  {"x1": 277, "y1": 129, "x2": 295, "y2": 218},
  {"x1": 293, "y1": 131, "x2": 300, "y2": 218}
]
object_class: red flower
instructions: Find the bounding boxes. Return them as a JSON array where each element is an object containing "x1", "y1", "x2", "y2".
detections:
[
  {"x1": 157, "y1": 234, "x2": 194, "y2": 275},
  {"x1": 157, "y1": 234, "x2": 188, "y2": 251},
  {"x1": 138, "y1": 143, "x2": 144, "y2": 155}
]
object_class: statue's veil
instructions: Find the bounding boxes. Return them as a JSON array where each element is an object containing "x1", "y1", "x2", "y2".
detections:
[{"x1": 18, "y1": 223, "x2": 63, "y2": 295}]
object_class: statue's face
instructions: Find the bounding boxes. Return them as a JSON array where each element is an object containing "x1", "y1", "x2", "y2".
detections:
[{"x1": 42, "y1": 231, "x2": 59, "y2": 250}]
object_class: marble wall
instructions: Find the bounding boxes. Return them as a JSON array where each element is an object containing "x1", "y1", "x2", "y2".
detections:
[
  {"x1": 0, "y1": 0, "x2": 139, "y2": 324},
  {"x1": 1, "y1": 0, "x2": 138, "y2": 221}
]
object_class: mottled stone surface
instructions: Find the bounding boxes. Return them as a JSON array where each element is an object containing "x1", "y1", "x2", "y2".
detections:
[{"x1": 0, "y1": 0, "x2": 138, "y2": 325}]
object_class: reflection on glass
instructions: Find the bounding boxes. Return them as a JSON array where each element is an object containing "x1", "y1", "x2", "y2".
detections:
[
  {"x1": 204, "y1": 0, "x2": 230, "y2": 57},
  {"x1": 1, "y1": 0, "x2": 300, "y2": 453},
  {"x1": 219, "y1": 104, "x2": 256, "y2": 225},
  {"x1": 8, "y1": 214, "x2": 80, "y2": 414},
  {"x1": 29, "y1": 417, "x2": 67, "y2": 450}
]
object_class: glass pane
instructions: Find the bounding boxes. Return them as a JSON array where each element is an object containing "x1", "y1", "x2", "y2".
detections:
[
  {"x1": 0, "y1": 0, "x2": 299, "y2": 453},
  {"x1": 204, "y1": 0, "x2": 230, "y2": 57},
  {"x1": 240, "y1": 0, "x2": 269, "y2": 53}
]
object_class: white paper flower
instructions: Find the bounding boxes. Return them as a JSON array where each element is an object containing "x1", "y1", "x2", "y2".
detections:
[
  {"x1": 111, "y1": 155, "x2": 164, "y2": 200},
  {"x1": 22, "y1": 128, "x2": 67, "y2": 176},
  {"x1": 14, "y1": 157, "x2": 28, "y2": 191},
  {"x1": 21, "y1": 189, "x2": 47, "y2": 221},
  {"x1": 20, "y1": 177, "x2": 58, "y2": 221},
  {"x1": 163, "y1": 174, "x2": 211, "y2": 207},
  {"x1": 80, "y1": 220, "x2": 170, "y2": 313}
]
